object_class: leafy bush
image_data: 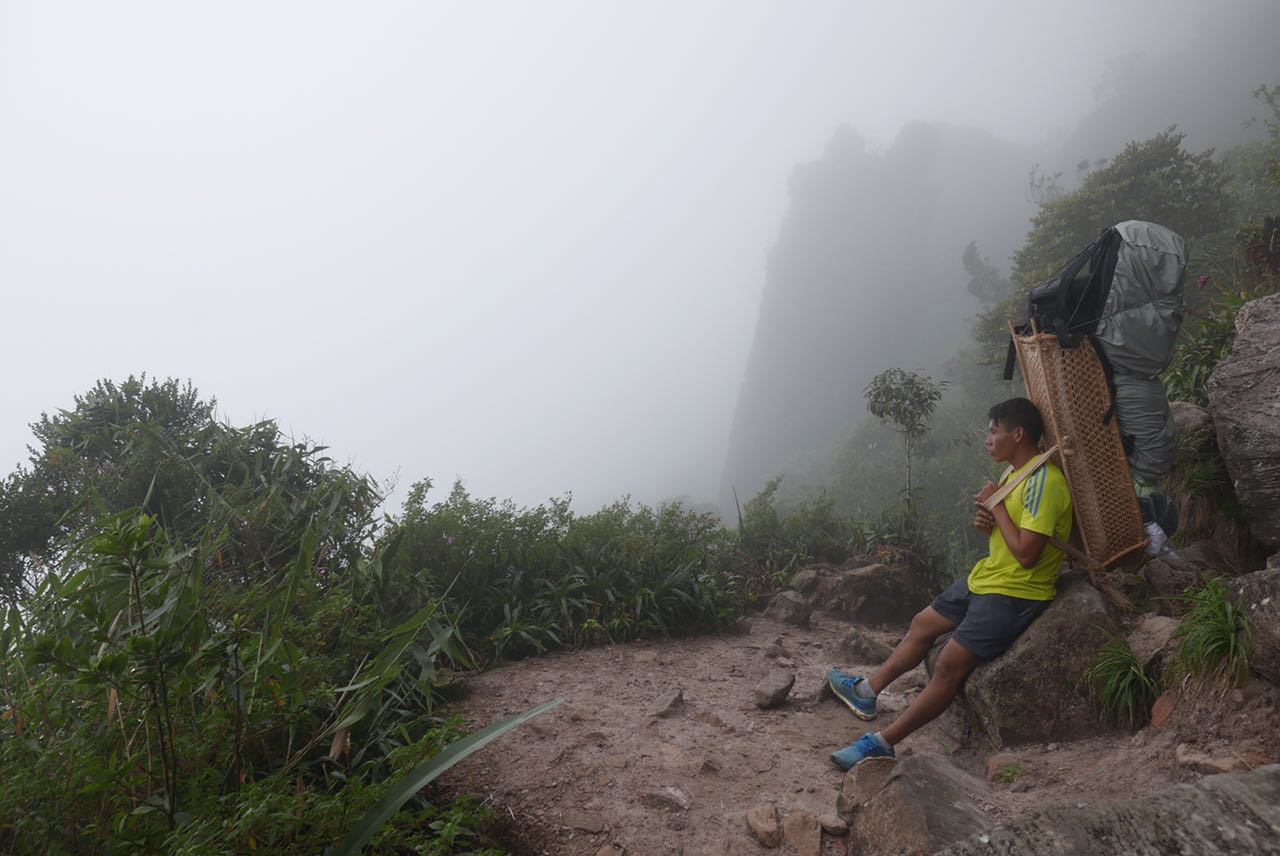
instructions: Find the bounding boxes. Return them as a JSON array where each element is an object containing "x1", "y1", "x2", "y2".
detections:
[
  {"x1": 0, "y1": 380, "x2": 510, "y2": 854},
  {"x1": 1174, "y1": 578, "x2": 1253, "y2": 685},
  {"x1": 736, "y1": 477, "x2": 857, "y2": 578},
  {"x1": 1083, "y1": 632, "x2": 1160, "y2": 728}
]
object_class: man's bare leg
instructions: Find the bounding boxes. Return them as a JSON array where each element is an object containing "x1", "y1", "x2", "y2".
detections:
[
  {"x1": 880, "y1": 638, "x2": 981, "y2": 745},
  {"x1": 865, "y1": 607, "x2": 958, "y2": 695}
]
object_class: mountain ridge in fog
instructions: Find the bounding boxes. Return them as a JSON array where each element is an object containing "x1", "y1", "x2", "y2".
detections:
[
  {"x1": 720, "y1": 121, "x2": 1036, "y2": 505},
  {"x1": 721, "y1": 14, "x2": 1278, "y2": 507}
]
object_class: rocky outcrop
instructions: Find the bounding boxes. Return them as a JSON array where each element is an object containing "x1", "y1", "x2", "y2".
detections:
[
  {"x1": 1173, "y1": 540, "x2": 1229, "y2": 573},
  {"x1": 1142, "y1": 540, "x2": 1228, "y2": 611},
  {"x1": 828, "y1": 627, "x2": 894, "y2": 664},
  {"x1": 1231, "y1": 568, "x2": 1280, "y2": 683},
  {"x1": 938, "y1": 764, "x2": 1280, "y2": 855},
  {"x1": 787, "y1": 566, "x2": 823, "y2": 594},
  {"x1": 1142, "y1": 556, "x2": 1202, "y2": 608},
  {"x1": 936, "y1": 571, "x2": 1123, "y2": 747},
  {"x1": 1126, "y1": 613, "x2": 1180, "y2": 673},
  {"x1": 1169, "y1": 400, "x2": 1213, "y2": 436},
  {"x1": 1207, "y1": 292, "x2": 1280, "y2": 547},
  {"x1": 836, "y1": 753, "x2": 992, "y2": 856},
  {"x1": 814, "y1": 563, "x2": 933, "y2": 627},
  {"x1": 764, "y1": 590, "x2": 811, "y2": 626}
]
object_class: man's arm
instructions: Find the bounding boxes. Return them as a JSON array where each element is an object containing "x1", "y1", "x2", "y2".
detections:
[{"x1": 975, "y1": 482, "x2": 1049, "y2": 568}]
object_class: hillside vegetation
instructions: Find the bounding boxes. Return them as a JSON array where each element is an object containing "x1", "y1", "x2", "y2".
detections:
[{"x1": 1, "y1": 82, "x2": 1278, "y2": 854}]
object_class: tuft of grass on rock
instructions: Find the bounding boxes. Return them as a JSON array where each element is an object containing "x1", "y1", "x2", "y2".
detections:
[
  {"x1": 995, "y1": 762, "x2": 1026, "y2": 784},
  {"x1": 1083, "y1": 632, "x2": 1160, "y2": 729},
  {"x1": 1174, "y1": 577, "x2": 1253, "y2": 686}
]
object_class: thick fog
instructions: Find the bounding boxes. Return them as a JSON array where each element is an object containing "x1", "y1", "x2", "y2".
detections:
[{"x1": 2, "y1": 1, "x2": 1278, "y2": 512}]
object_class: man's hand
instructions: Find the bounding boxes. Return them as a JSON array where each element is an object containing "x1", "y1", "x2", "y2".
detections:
[
  {"x1": 974, "y1": 481, "x2": 999, "y2": 506},
  {"x1": 972, "y1": 506, "x2": 995, "y2": 535}
]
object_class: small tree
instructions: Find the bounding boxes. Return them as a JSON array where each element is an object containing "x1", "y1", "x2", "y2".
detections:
[{"x1": 863, "y1": 368, "x2": 948, "y2": 513}]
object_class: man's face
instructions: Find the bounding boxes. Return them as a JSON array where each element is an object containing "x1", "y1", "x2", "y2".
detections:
[{"x1": 985, "y1": 419, "x2": 1023, "y2": 463}]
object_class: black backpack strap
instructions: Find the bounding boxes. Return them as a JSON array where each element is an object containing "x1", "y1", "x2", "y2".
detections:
[
  {"x1": 1051, "y1": 235, "x2": 1102, "y2": 346},
  {"x1": 1052, "y1": 226, "x2": 1121, "y2": 348},
  {"x1": 1003, "y1": 336, "x2": 1018, "y2": 381},
  {"x1": 1088, "y1": 332, "x2": 1120, "y2": 426}
]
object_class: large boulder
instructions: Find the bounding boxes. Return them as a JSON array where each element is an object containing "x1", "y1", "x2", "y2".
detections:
[
  {"x1": 934, "y1": 571, "x2": 1123, "y2": 747},
  {"x1": 1207, "y1": 292, "x2": 1280, "y2": 547},
  {"x1": 836, "y1": 753, "x2": 992, "y2": 856},
  {"x1": 938, "y1": 764, "x2": 1280, "y2": 855},
  {"x1": 813, "y1": 563, "x2": 934, "y2": 627},
  {"x1": 1231, "y1": 569, "x2": 1280, "y2": 683}
]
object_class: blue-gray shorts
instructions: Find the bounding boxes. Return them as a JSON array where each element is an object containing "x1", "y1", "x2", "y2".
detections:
[{"x1": 930, "y1": 579, "x2": 1051, "y2": 661}]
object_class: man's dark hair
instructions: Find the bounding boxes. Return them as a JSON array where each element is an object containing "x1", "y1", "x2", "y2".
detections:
[{"x1": 988, "y1": 397, "x2": 1045, "y2": 444}]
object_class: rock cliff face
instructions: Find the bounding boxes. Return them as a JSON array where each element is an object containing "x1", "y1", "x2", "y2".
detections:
[
  {"x1": 1208, "y1": 292, "x2": 1280, "y2": 547},
  {"x1": 721, "y1": 123, "x2": 1035, "y2": 503}
]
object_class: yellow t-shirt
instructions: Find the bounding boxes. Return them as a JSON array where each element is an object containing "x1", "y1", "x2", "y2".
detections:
[{"x1": 967, "y1": 459, "x2": 1073, "y2": 601}]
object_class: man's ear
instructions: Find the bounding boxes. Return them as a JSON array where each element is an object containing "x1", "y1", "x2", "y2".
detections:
[{"x1": 1013, "y1": 426, "x2": 1025, "y2": 445}]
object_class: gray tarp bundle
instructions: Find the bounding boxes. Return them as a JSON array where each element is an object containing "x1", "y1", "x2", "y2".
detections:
[{"x1": 1094, "y1": 220, "x2": 1187, "y2": 484}]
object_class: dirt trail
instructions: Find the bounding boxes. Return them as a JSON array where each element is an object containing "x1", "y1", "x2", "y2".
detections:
[{"x1": 441, "y1": 610, "x2": 1257, "y2": 855}]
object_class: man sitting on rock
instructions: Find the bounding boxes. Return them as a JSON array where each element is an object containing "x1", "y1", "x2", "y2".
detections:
[{"x1": 827, "y1": 397, "x2": 1072, "y2": 769}]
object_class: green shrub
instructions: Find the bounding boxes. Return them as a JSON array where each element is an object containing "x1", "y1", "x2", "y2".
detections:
[
  {"x1": 1083, "y1": 632, "x2": 1160, "y2": 728},
  {"x1": 1164, "y1": 287, "x2": 1256, "y2": 408},
  {"x1": 736, "y1": 477, "x2": 860, "y2": 579},
  {"x1": 1174, "y1": 578, "x2": 1253, "y2": 685},
  {"x1": 385, "y1": 481, "x2": 748, "y2": 666}
]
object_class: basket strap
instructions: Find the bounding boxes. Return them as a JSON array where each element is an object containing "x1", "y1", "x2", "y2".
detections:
[
  {"x1": 980, "y1": 446, "x2": 1109, "y2": 578},
  {"x1": 1047, "y1": 535, "x2": 1101, "y2": 572},
  {"x1": 980, "y1": 445, "x2": 1059, "y2": 513}
]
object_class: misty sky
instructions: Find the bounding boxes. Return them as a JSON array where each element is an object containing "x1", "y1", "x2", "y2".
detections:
[{"x1": 1, "y1": 1, "x2": 1273, "y2": 512}]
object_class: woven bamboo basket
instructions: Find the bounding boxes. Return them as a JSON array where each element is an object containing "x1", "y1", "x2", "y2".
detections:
[{"x1": 1009, "y1": 324, "x2": 1148, "y2": 570}]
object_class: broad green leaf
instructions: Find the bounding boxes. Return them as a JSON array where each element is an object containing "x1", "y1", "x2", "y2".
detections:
[{"x1": 334, "y1": 698, "x2": 562, "y2": 856}]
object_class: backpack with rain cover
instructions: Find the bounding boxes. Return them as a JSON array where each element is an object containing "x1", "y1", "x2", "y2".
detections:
[
  {"x1": 1023, "y1": 227, "x2": 1124, "y2": 347},
  {"x1": 1005, "y1": 221, "x2": 1187, "y2": 487}
]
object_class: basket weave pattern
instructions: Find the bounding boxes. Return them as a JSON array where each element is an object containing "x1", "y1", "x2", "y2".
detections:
[{"x1": 1014, "y1": 333, "x2": 1147, "y2": 569}]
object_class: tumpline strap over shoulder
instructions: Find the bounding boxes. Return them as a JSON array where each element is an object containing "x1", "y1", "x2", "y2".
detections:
[{"x1": 979, "y1": 446, "x2": 1101, "y2": 573}]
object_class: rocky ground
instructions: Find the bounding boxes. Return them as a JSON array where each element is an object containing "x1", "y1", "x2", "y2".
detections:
[{"x1": 439, "y1": 585, "x2": 1280, "y2": 856}]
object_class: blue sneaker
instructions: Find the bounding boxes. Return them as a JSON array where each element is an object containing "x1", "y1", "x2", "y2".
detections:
[
  {"x1": 827, "y1": 668, "x2": 876, "y2": 720},
  {"x1": 829, "y1": 732, "x2": 895, "y2": 771}
]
